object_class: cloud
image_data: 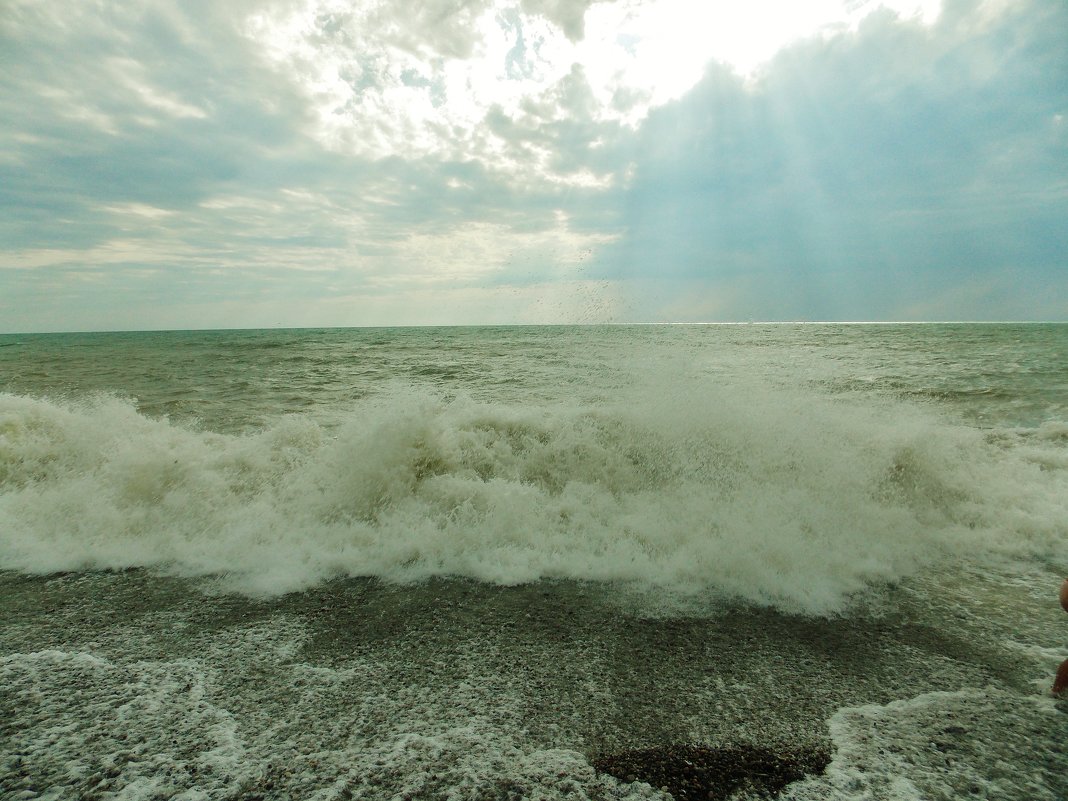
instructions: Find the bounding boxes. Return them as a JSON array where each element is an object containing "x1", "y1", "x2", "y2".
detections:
[
  {"x1": 235, "y1": 0, "x2": 664, "y2": 194},
  {"x1": 0, "y1": 2, "x2": 606, "y2": 293},
  {"x1": 0, "y1": 0, "x2": 306, "y2": 249},
  {"x1": 1, "y1": 0, "x2": 1066, "y2": 331},
  {"x1": 602, "y1": 0, "x2": 1068, "y2": 320},
  {"x1": 520, "y1": 0, "x2": 602, "y2": 41}
]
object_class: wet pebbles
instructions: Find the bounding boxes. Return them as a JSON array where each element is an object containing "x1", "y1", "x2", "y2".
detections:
[{"x1": 592, "y1": 742, "x2": 831, "y2": 800}]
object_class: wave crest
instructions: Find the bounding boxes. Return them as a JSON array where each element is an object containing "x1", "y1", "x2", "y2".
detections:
[{"x1": 1, "y1": 384, "x2": 1064, "y2": 614}]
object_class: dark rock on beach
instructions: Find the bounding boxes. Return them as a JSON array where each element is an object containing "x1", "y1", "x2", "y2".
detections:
[{"x1": 592, "y1": 742, "x2": 831, "y2": 800}]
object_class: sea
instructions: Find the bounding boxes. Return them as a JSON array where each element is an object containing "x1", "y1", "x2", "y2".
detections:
[{"x1": 1, "y1": 323, "x2": 1066, "y2": 800}]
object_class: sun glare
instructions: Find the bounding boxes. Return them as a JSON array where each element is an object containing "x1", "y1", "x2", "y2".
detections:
[
  {"x1": 246, "y1": 0, "x2": 942, "y2": 173},
  {"x1": 579, "y1": 0, "x2": 943, "y2": 106}
]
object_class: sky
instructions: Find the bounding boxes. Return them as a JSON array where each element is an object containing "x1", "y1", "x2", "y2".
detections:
[{"x1": 1, "y1": 0, "x2": 1066, "y2": 331}]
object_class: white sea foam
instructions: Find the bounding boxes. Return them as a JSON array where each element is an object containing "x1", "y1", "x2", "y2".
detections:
[
  {"x1": 1, "y1": 627, "x2": 666, "y2": 801},
  {"x1": 0, "y1": 649, "x2": 249, "y2": 800},
  {"x1": 1, "y1": 375, "x2": 1066, "y2": 613},
  {"x1": 781, "y1": 688, "x2": 1066, "y2": 801}
]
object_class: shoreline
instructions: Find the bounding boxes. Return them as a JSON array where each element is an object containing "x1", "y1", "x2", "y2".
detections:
[{"x1": 3, "y1": 568, "x2": 1065, "y2": 798}]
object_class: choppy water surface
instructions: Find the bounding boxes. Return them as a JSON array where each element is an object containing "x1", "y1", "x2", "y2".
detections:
[{"x1": 1, "y1": 324, "x2": 1066, "y2": 800}]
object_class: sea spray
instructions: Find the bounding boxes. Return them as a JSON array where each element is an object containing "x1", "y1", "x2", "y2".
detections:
[{"x1": 2, "y1": 371, "x2": 1063, "y2": 613}]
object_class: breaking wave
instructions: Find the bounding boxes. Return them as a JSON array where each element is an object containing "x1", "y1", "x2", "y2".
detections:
[{"x1": 1, "y1": 379, "x2": 1065, "y2": 614}]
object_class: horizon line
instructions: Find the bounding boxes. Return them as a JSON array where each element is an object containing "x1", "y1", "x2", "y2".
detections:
[{"x1": 2, "y1": 320, "x2": 1067, "y2": 336}]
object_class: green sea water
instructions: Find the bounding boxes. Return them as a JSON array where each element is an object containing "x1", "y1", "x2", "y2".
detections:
[{"x1": 1, "y1": 324, "x2": 1066, "y2": 799}]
